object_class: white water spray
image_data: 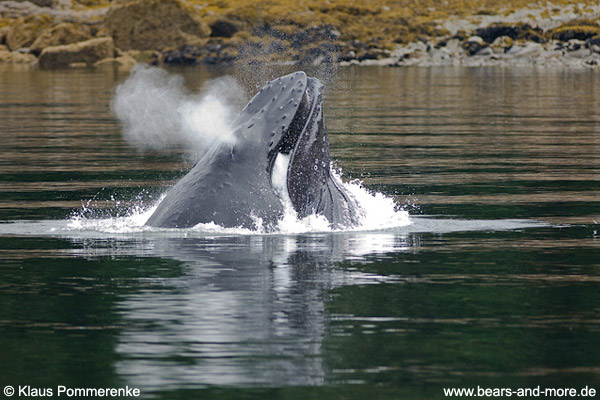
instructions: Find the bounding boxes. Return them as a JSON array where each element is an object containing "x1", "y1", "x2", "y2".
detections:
[{"x1": 111, "y1": 65, "x2": 246, "y2": 153}]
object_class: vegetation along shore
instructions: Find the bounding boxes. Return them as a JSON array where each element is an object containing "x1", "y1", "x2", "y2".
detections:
[{"x1": 1, "y1": 0, "x2": 599, "y2": 68}]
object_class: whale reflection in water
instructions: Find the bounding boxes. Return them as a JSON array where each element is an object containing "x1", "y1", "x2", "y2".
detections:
[{"x1": 104, "y1": 232, "x2": 414, "y2": 389}]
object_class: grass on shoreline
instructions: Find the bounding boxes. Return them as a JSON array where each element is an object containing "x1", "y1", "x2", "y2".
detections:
[{"x1": 189, "y1": 0, "x2": 599, "y2": 46}]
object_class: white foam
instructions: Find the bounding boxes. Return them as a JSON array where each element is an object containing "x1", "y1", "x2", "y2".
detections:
[
  {"x1": 66, "y1": 197, "x2": 161, "y2": 234},
  {"x1": 338, "y1": 173, "x2": 411, "y2": 231},
  {"x1": 65, "y1": 169, "x2": 411, "y2": 236}
]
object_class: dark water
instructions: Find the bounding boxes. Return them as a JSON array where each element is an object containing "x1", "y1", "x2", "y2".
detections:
[{"x1": 1, "y1": 64, "x2": 599, "y2": 399}]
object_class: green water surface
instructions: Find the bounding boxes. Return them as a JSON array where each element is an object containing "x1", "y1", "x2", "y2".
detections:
[{"x1": 1, "y1": 64, "x2": 599, "y2": 399}]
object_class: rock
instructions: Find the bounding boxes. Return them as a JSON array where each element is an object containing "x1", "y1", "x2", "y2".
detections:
[
  {"x1": 506, "y1": 42, "x2": 543, "y2": 59},
  {"x1": 93, "y1": 54, "x2": 137, "y2": 69},
  {"x1": 29, "y1": 22, "x2": 91, "y2": 56},
  {"x1": 202, "y1": 45, "x2": 238, "y2": 65},
  {"x1": 543, "y1": 50, "x2": 562, "y2": 60},
  {"x1": 430, "y1": 46, "x2": 451, "y2": 61},
  {"x1": 565, "y1": 39, "x2": 585, "y2": 51},
  {"x1": 360, "y1": 57, "x2": 396, "y2": 66},
  {"x1": 565, "y1": 46, "x2": 591, "y2": 58},
  {"x1": 0, "y1": 47, "x2": 37, "y2": 63},
  {"x1": 463, "y1": 36, "x2": 484, "y2": 55},
  {"x1": 340, "y1": 50, "x2": 356, "y2": 61},
  {"x1": 209, "y1": 18, "x2": 239, "y2": 38},
  {"x1": 550, "y1": 23, "x2": 600, "y2": 42},
  {"x1": 124, "y1": 49, "x2": 162, "y2": 64},
  {"x1": 474, "y1": 46, "x2": 494, "y2": 56},
  {"x1": 289, "y1": 25, "x2": 340, "y2": 49},
  {"x1": 106, "y1": 0, "x2": 210, "y2": 51},
  {"x1": 0, "y1": 1, "x2": 108, "y2": 22},
  {"x1": 490, "y1": 35, "x2": 513, "y2": 54},
  {"x1": 5, "y1": 14, "x2": 53, "y2": 51},
  {"x1": 0, "y1": 26, "x2": 10, "y2": 45},
  {"x1": 38, "y1": 36, "x2": 114, "y2": 68},
  {"x1": 587, "y1": 36, "x2": 600, "y2": 54},
  {"x1": 15, "y1": 0, "x2": 56, "y2": 7},
  {"x1": 444, "y1": 38, "x2": 462, "y2": 54},
  {"x1": 163, "y1": 45, "x2": 201, "y2": 65},
  {"x1": 299, "y1": 42, "x2": 340, "y2": 64},
  {"x1": 475, "y1": 23, "x2": 543, "y2": 44},
  {"x1": 357, "y1": 48, "x2": 386, "y2": 61}
]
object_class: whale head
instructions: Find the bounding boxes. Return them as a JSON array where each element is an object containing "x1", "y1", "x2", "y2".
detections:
[
  {"x1": 232, "y1": 71, "x2": 355, "y2": 222},
  {"x1": 146, "y1": 71, "x2": 360, "y2": 229}
]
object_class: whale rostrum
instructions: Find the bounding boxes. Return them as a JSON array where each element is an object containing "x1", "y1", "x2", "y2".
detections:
[{"x1": 145, "y1": 71, "x2": 362, "y2": 230}]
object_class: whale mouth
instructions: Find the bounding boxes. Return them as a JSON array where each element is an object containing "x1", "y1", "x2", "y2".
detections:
[{"x1": 267, "y1": 78, "x2": 321, "y2": 193}]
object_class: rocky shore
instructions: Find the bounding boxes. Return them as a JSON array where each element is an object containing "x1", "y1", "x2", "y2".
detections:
[{"x1": 0, "y1": 0, "x2": 599, "y2": 69}]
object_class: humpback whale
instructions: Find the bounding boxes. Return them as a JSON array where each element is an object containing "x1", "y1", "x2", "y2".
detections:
[{"x1": 145, "y1": 71, "x2": 361, "y2": 230}]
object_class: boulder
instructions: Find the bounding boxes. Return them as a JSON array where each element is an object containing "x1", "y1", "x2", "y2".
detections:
[
  {"x1": 587, "y1": 36, "x2": 600, "y2": 54},
  {"x1": 564, "y1": 40, "x2": 591, "y2": 58},
  {"x1": 209, "y1": 18, "x2": 239, "y2": 38},
  {"x1": 5, "y1": 14, "x2": 53, "y2": 50},
  {"x1": 38, "y1": 36, "x2": 114, "y2": 68},
  {"x1": 474, "y1": 46, "x2": 494, "y2": 56},
  {"x1": 0, "y1": 26, "x2": 10, "y2": 45},
  {"x1": 550, "y1": 22, "x2": 600, "y2": 42},
  {"x1": 475, "y1": 23, "x2": 543, "y2": 44},
  {"x1": 123, "y1": 49, "x2": 163, "y2": 65},
  {"x1": 505, "y1": 42, "x2": 543, "y2": 59},
  {"x1": 29, "y1": 23, "x2": 91, "y2": 55},
  {"x1": 444, "y1": 38, "x2": 462, "y2": 54},
  {"x1": 565, "y1": 47, "x2": 590, "y2": 58},
  {"x1": 13, "y1": 0, "x2": 56, "y2": 7},
  {"x1": 106, "y1": 0, "x2": 210, "y2": 51},
  {"x1": 565, "y1": 39, "x2": 586, "y2": 51},
  {"x1": 0, "y1": 46, "x2": 37, "y2": 63},
  {"x1": 490, "y1": 36, "x2": 513, "y2": 54},
  {"x1": 93, "y1": 54, "x2": 137, "y2": 69},
  {"x1": 462, "y1": 36, "x2": 484, "y2": 55}
]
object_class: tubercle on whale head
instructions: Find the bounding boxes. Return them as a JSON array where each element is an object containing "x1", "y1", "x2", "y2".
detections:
[
  {"x1": 230, "y1": 71, "x2": 308, "y2": 147},
  {"x1": 265, "y1": 79, "x2": 322, "y2": 178}
]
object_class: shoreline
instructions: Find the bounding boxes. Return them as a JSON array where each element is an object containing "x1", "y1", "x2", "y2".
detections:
[{"x1": 0, "y1": 0, "x2": 599, "y2": 70}]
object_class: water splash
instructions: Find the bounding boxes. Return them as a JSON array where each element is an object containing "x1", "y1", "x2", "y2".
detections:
[{"x1": 65, "y1": 171, "x2": 411, "y2": 235}]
